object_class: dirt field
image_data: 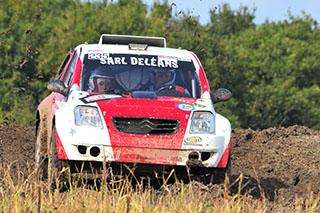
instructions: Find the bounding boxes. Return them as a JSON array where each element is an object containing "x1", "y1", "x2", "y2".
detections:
[{"x1": 0, "y1": 122, "x2": 319, "y2": 204}]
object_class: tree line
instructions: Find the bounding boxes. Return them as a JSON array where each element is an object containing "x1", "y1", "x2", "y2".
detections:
[{"x1": 1, "y1": 0, "x2": 319, "y2": 129}]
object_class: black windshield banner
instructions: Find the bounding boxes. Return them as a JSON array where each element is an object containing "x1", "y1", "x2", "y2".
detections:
[{"x1": 87, "y1": 53, "x2": 178, "y2": 68}]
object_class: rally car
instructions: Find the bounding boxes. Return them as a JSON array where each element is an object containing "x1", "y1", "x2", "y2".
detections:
[{"x1": 35, "y1": 34, "x2": 232, "y2": 185}]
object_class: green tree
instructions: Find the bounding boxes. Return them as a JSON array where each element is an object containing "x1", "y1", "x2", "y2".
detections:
[
  {"x1": 1, "y1": 0, "x2": 320, "y2": 130},
  {"x1": 208, "y1": 3, "x2": 256, "y2": 37},
  {"x1": 213, "y1": 15, "x2": 320, "y2": 129}
]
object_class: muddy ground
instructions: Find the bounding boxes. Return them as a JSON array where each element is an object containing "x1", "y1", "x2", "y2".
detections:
[{"x1": 0, "y1": 122, "x2": 319, "y2": 204}]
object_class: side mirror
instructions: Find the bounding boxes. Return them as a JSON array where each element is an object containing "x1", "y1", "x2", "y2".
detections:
[
  {"x1": 47, "y1": 80, "x2": 69, "y2": 96},
  {"x1": 212, "y1": 88, "x2": 232, "y2": 104}
]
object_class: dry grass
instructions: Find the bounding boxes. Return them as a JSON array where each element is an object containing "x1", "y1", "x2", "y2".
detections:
[{"x1": 0, "y1": 164, "x2": 319, "y2": 213}]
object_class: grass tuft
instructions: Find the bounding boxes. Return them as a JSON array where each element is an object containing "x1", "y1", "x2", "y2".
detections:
[{"x1": 0, "y1": 163, "x2": 319, "y2": 212}]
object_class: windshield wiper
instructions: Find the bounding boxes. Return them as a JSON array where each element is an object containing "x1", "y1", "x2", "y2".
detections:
[{"x1": 104, "y1": 89, "x2": 131, "y2": 95}]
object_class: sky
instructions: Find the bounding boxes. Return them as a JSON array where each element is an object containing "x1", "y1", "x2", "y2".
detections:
[{"x1": 142, "y1": 0, "x2": 320, "y2": 25}]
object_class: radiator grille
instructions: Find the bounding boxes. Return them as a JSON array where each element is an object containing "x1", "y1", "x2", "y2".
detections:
[{"x1": 112, "y1": 117, "x2": 180, "y2": 135}]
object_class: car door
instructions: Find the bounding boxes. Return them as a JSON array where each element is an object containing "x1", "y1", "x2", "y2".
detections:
[
  {"x1": 52, "y1": 51, "x2": 78, "y2": 114},
  {"x1": 36, "y1": 51, "x2": 75, "y2": 154}
]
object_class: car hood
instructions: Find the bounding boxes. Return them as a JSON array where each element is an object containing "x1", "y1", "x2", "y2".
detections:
[{"x1": 96, "y1": 96, "x2": 193, "y2": 118}]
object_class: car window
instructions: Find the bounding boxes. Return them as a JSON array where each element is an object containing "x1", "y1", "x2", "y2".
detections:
[
  {"x1": 55, "y1": 52, "x2": 72, "y2": 80},
  {"x1": 81, "y1": 53, "x2": 201, "y2": 98},
  {"x1": 62, "y1": 52, "x2": 77, "y2": 87}
]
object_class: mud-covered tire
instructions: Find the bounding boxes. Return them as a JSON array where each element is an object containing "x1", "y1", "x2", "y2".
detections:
[
  {"x1": 49, "y1": 126, "x2": 69, "y2": 191},
  {"x1": 35, "y1": 123, "x2": 48, "y2": 179},
  {"x1": 212, "y1": 154, "x2": 232, "y2": 184},
  {"x1": 224, "y1": 154, "x2": 232, "y2": 179},
  {"x1": 220, "y1": 154, "x2": 232, "y2": 182}
]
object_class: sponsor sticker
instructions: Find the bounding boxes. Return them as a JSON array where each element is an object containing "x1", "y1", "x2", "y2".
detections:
[
  {"x1": 184, "y1": 136, "x2": 202, "y2": 146},
  {"x1": 177, "y1": 57, "x2": 192, "y2": 62},
  {"x1": 174, "y1": 98, "x2": 205, "y2": 108},
  {"x1": 176, "y1": 103, "x2": 194, "y2": 111},
  {"x1": 88, "y1": 50, "x2": 104, "y2": 52},
  {"x1": 88, "y1": 53, "x2": 109, "y2": 60}
]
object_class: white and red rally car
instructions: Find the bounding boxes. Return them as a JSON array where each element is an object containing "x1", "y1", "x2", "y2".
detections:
[{"x1": 36, "y1": 34, "x2": 232, "y2": 183}]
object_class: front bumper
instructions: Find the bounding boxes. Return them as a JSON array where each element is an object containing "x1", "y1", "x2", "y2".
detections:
[{"x1": 57, "y1": 128, "x2": 226, "y2": 168}]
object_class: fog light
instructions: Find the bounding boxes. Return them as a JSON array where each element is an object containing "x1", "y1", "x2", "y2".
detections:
[
  {"x1": 78, "y1": 145, "x2": 87, "y2": 155},
  {"x1": 201, "y1": 152, "x2": 211, "y2": 161},
  {"x1": 90, "y1": 146, "x2": 100, "y2": 157}
]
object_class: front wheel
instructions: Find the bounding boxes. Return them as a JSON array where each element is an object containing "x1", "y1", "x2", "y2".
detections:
[
  {"x1": 217, "y1": 153, "x2": 231, "y2": 182},
  {"x1": 48, "y1": 126, "x2": 69, "y2": 191},
  {"x1": 210, "y1": 154, "x2": 232, "y2": 184},
  {"x1": 35, "y1": 122, "x2": 48, "y2": 179}
]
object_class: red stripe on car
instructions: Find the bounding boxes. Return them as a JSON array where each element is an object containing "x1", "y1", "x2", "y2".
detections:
[
  {"x1": 216, "y1": 138, "x2": 231, "y2": 168},
  {"x1": 55, "y1": 128, "x2": 68, "y2": 160},
  {"x1": 190, "y1": 52, "x2": 211, "y2": 94}
]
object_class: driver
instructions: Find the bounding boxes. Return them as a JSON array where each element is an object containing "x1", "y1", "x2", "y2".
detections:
[
  {"x1": 153, "y1": 68, "x2": 176, "y2": 90},
  {"x1": 152, "y1": 68, "x2": 190, "y2": 96},
  {"x1": 88, "y1": 67, "x2": 115, "y2": 92}
]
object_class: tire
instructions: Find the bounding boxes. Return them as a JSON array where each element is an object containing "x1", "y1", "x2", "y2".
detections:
[
  {"x1": 35, "y1": 123, "x2": 48, "y2": 180},
  {"x1": 211, "y1": 154, "x2": 232, "y2": 184},
  {"x1": 208, "y1": 154, "x2": 231, "y2": 184},
  {"x1": 48, "y1": 126, "x2": 69, "y2": 191}
]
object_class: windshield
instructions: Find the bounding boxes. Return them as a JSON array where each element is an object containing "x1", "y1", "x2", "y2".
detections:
[{"x1": 81, "y1": 53, "x2": 201, "y2": 98}]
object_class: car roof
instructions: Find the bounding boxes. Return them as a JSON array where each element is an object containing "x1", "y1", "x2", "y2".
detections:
[{"x1": 76, "y1": 43, "x2": 194, "y2": 61}]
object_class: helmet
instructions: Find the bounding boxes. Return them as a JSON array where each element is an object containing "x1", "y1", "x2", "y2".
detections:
[
  {"x1": 88, "y1": 66, "x2": 115, "y2": 92},
  {"x1": 152, "y1": 68, "x2": 176, "y2": 88}
]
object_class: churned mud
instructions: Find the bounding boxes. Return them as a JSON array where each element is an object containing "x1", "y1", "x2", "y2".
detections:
[{"x1": 0, "y1": 122, "x2": 319, "y2": 203}]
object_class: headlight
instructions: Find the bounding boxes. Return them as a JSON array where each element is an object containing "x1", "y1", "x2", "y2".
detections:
[
  {"x1": 190, "y1": 112, "x2": 214, "y2": 133},
  {"x1": 74, "y1": 106, "x2": 103, "y2": 128}
]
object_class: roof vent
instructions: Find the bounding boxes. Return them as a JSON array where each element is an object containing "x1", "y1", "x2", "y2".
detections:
[
  {"x1": 128, "y1": 43, "x2": 148, "y2": 51},
  {"x1": 99, "y1": 34, "x2": 166, "y2": 48}
]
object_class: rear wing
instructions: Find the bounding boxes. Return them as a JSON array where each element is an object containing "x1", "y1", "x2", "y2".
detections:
[{"x1": 99, "y1": 34, "x2": 166, "y2": 48}]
